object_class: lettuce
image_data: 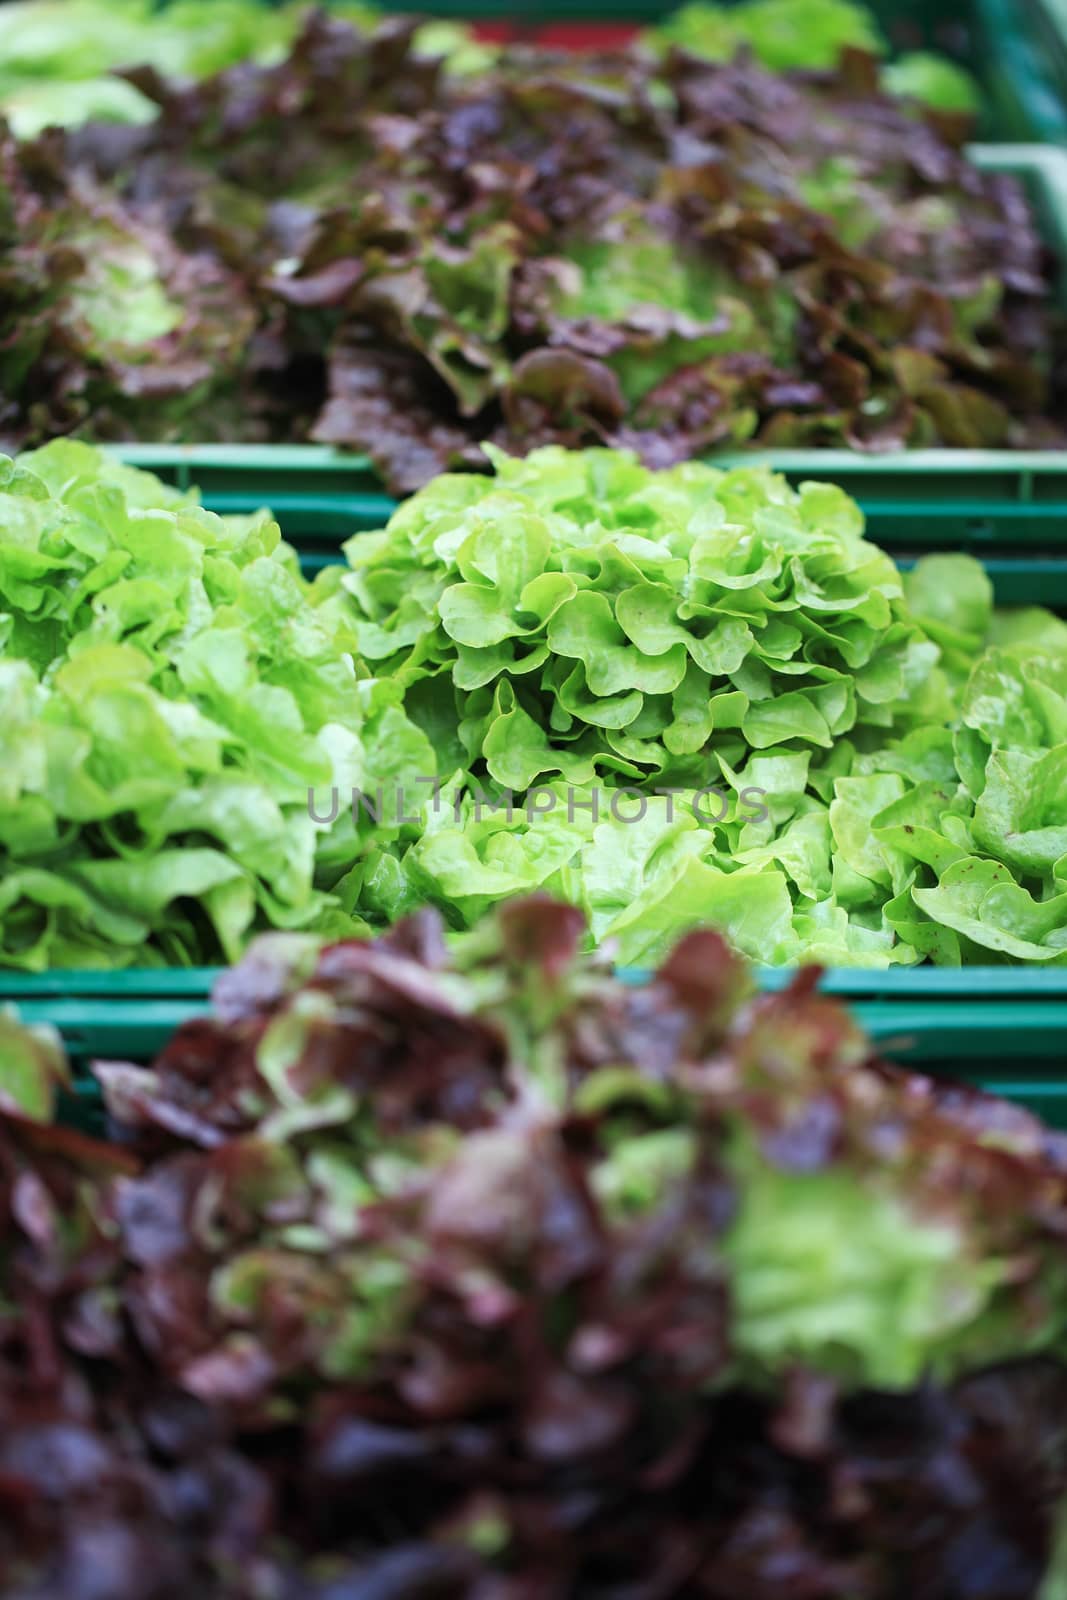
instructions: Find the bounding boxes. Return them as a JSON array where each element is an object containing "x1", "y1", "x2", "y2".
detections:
[
  {"x1": 648, "y1": 2, "x2": 981, "y2": 115},
  {"x1": 0, "y1": 440, "x2": 427, "y2": 968},
  {"x1": 10, "y1": 439, "x2": 1067, "y2": 972},
  {"x1": 0, "y1": 0, "x2": 476, "y2": 133},
  {"x1": 332, "y1": 448, "x2": 932, "y2": 964},
  {"x1": 90, "y1": 894, "x2": 1067, "y2": 1404},
  {"x1": 0, "y1": 127, "x2": 258, "y2": 446},
  {"x1": 21, "y1": 12, "x2": 1051, "y2": 487},
  {"x1": 649, "y1": 0, "x2": 886, "y2": 71},
  {"x1": 8, "y1": 899, "x2": 1050, "y2": 1594},
  {"x1": 0, "y1": 1006, "x2": 68, "y2": 1120},
  {"x1": 884, "y1": 51, "x2": 983, "y2": 115},
  {"x1": 341, "y1": 446, "x2": 938, "y2": 789},
  {"x1": 2, "y1": 77, "x2": 157, "y2": 140},
  {"x1": 324, "y1": 447, "x2": 1067, "y2": 969},
  {"x1": 724, "y1": 1141, "x2": 1004, "y2": 1389}
]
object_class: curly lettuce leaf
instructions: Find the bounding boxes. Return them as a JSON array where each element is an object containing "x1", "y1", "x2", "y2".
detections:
[
  {"x1": 329, "y1": 449, "x2": 1067, "y2": 969},
  {"x1": 0, "y1": 441, "x2": 428, "y2": 968}
]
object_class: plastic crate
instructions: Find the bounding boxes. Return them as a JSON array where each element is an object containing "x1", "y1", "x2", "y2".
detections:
[
  {"x1": 8, "y1": 964, "x2": 1067, "y2": 1010},
  {"x1": 10, "y1": 938, "x2": 1067, "y2": 1083},
  {"x1": 978, "y1": 0, "x2": 1067, "y2": 142},
  {"x1": 106, "y1": 144, "x2": 1067, "y2": 561},
  {"x1": 1019, "y1": 0, "x2": 1067, "y2": 126},
  {"x1": 16, "y1": 984, "x2": 1067, "y2": 1134}
]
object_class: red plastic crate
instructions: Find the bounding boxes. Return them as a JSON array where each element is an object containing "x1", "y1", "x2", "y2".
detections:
[{"x1": 473, "y1": 21, "x2": 640, "y2": 47}]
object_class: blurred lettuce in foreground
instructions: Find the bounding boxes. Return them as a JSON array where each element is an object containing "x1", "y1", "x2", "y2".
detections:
[
  {"x1": 0, "y1": 1005, "x2": 68, "y2": 1121},
  {"x1": 97, "y1": 897, "x2": 1067, "y2": 1396},
  {"x1": 4, "y1": 898, "x2": 1059, "y2": 1593},
  {"x1": 2, "y1": 77, "x2": 158, "y2": 139}
]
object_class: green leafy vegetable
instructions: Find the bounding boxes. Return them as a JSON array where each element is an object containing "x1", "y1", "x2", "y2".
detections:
[
  {"x1": 649, "y1": 0, "x2": 886, "y2": 70},
  {"x1": 10, "y1": 439, "x2": 1067, "y2": 972},
  {"x1": 0, "y1": 1006, "x2": 68, "y2": 1120},
  {"x1": 0, "y1": 0, "x2": 481, "y2": 133},
  {"x1": 3, "y1": 906, "x2": 1067, "y2": 1591},
  {"x1": 884, "y1": 51, "x2": 983, "y2": 115},
  {"x1": 3, "y1": 898, "x2": 1057, "y2": 1594},
  {"x1": 332, "y1": 448, "x2": 930, "y2": 963},
  {"x1": 0, "y1": 440, "x2": 430, "y2": 968},
  {"x1": 324, "y1": 447, "x2": 1067, "y2": 968},
  {"x1": 2, "y1": 11, "x2": 1053, "y2": 483},
  {"x1": 2, "y1": 76, "x2": 157, "y2": 139}
]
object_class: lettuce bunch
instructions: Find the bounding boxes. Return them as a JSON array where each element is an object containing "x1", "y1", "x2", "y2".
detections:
[
  {"x1": 649, "y1": 0, "x2": 886, "y2": 72},
  {"x1": 8, "y1": 439, "x2": 1067, "y2": 973},
  {"x1": 0, "y1": 0, "x2": 489, "y2": 137},
  {"x1": 332, "y1": 447, "x2": 1067, "y2": 968},
  {"x1": 0, "y1": 125, "x2": 259, "y2": 447},
  {"x1": 887, "y1": 589, "x2": 1067, "y2": 962},
  {"x1": 98, "y1": 899, "x2": 1067, "y2": 1394},
  {"x1": 4, "y1": 901, "x2": 1067, "y2": 1596},
  {"x1": 0, "y1": 441, "x2": 431, "y2": 969},
  {"x1": 339, "y1": 446, "x2": 940, "y2": 790},
  {"x1": 0, "y1": 0, "x2": 973, "y2": 142},
  {"x1": 13, "y1": 11, "x2": 1059, "y2": 485}
]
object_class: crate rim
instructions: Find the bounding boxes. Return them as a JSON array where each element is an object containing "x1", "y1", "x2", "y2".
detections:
[
  {"x1": 16, "y1": 994, "x2": 1067, "y2": 1094},
  {"x1": 8, "y1": 965, "x2": 1067, "y2": 1000},
  {"x1": 104, "y1": 441, "x2": 1067, "y2": 478}
]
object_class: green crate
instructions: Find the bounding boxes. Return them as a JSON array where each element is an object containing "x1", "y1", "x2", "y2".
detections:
[
  {"x1": 616, "y1": 973, "x2": 1067, "y2": 1063},
  {"x1": 1019, "y1": 0, "x2": 1067, "y2": 125},
  {"x1": 6, "y1": 960, "x2": 1067, "y2": 998},
  {"x1": 15, "y1": 987, "x2": 1067, "y2": 1132},
  {"x1": 106, "y1": 145, "x2": 1067, "y2": 559},
  {"x1": 7, "y1": 963, "x2": 1067, "y2": 1005},
  {"x1": 10, "y1": 944, "x2": 1067, "y2": 1078},
  {"x1": 15, "y1": 997, "x2": 208, "y2": 1067},
  {"x1": 975, "y1": 0, "x2": 1067, "y2": 141}
]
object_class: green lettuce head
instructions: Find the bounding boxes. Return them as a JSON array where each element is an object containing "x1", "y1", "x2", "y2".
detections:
[
  {"x1": 0, "y1": 440, "x2": 431, "y2": 969},
  {"x1": 340, "y1": 446, "x2": 942, "y2": 794},
  {"x1": 332, "y1": 447, "x2": 1067, "y2": 970}
]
